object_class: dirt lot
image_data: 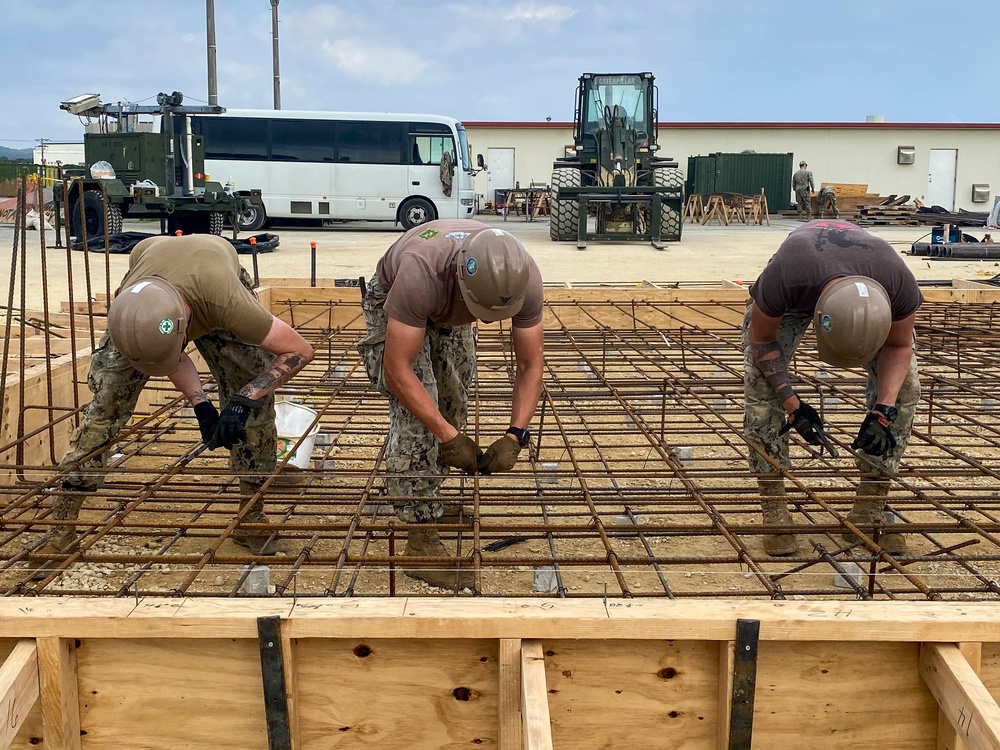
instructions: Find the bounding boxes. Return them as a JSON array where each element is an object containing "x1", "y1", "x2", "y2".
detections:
[{"x1": 1, "y1": 215, "x2": 997, "y2": 310}]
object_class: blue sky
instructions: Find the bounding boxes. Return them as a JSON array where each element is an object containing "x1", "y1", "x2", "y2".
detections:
[{"x1": 1, "y1": 0, "x2": 998, "y2": 148}]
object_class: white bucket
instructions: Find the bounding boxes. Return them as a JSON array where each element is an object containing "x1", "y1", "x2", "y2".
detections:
[{"x1": 275, "y1": 401, "x2": 319, "y2": 469}]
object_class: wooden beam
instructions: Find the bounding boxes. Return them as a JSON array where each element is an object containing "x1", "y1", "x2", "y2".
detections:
[
  {"x1": 3, "y1": 599, "x2": 1000, "y2": 642},
  {"x1": 921, "y1": 643, "x2": 1000, "y2": 750},
  {"x1": 0, "y1": 639, "x2": 39, "y2": 750},
  {"x1": 37, "y1": 637, "x2": 81, "y2": 750},
  {"x1": 278, "y1": 624, "x2": 300, "y2": 750},
  {"x1": 717, "y1": 640, "x2": 735, "y2": 750},
  {"x1": 940, "y1": 643, "x2": 985, "y2": 750},
  {"x1": 521, "y1": 640, "x2": 553, "y2": 750},
  {"x1": 499, "y1": 639, "x2": 523, "y2": 750}
]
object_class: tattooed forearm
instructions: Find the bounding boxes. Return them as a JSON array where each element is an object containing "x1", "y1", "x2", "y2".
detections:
[
  {"x1": 189, "y1": 389, "x2": 208, "y2": 406},
  {"x1": 239, "y1": 353, "x2": 306, "y2": 400},
  {"x1": 750, "y1": 340, "x2": 795, "y2": 404}
]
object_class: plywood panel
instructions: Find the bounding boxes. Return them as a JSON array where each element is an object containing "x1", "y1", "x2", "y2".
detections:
[
  {"x1": 0, "y1": 639, "x2": 44, "y2": 750},
  {"x1": 544, "y1": 639, "x2": 719, "y2": 749},
  {"x1": 753, "y1": 641, "x2": 937, "y2": 750},
  {"x1": 76, "y1": 639, "x2": 268, "y2": 750},
  {"x1": 981, "y1": 644, "x2": 1000, "y2": 706},
  {"x1": 295, "y1": 638, "x2": 499, "y2": 749}
]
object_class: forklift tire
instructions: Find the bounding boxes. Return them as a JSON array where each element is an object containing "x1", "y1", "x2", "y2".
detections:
[
  {"x1": 238, "y1": 203, "x2": 267, "y2": 232},
  {"x1": 71, "y1": 190, "x2": 123, "y2": 242},
  {"x1": 549, "y1": 168, "x2": 581, "y2": 241},
  {"x1": 653, "y1": 167, "x2": 684, "y2": 244}
]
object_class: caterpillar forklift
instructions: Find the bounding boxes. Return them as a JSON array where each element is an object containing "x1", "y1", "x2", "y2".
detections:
[
  {"x1": 53, "y1": 91, "x2": 262, "y2": 242},
  {"x1": 549, "y1": 72, "x2": 683, "y2": 249}
]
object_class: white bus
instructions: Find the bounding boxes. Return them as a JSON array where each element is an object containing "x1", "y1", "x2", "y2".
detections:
[{"x1": 189, "y1": 110, "x2": 479, "y2": 231}]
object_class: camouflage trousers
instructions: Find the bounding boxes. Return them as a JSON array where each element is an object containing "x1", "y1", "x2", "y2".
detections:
[
  {"x1": 794, "y1": 187, "x2": 812, "y2": 218},
  {"x1": 817, "y1": 190, "x2": 839, "y2": 218},
  {"x1": 741, "y1": 299, "x2": 920, "y2": 491},
  {"x1": 56, "y1": 280, "x2": 276, "y2": 525},
  {"x1": 357, "y1": 277, "x2": 475, "y2": 523}
]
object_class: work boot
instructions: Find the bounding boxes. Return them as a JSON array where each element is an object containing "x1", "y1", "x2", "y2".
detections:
[
  {"x1": 840, "y1": 484, "x2": 906, "y2": 554},
  {"x1": 27, "y1": 487, "x2": 86, "y2": 580},
  {"x1": 232, "y1": 495, "x2": 289, "y2": 555},
  {"x1": 759, "y1": 478, "x2": 798, "y2": 556},
  {"x1": 402, "y1": 526, "x2": 475, "y2": 590},
  {"x1": 27, "y1": 526, "x2": 79, "y2": 581}
]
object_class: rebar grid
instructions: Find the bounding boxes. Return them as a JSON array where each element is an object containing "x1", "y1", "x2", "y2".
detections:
[{"x1": 4, "y1": 286, "x2": 1000, "y2": 600}]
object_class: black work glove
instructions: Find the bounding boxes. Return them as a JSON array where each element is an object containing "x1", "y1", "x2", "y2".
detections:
[
  {"x1": 213, "y1": 394, "x2": 263, "y2": 450},
  {"x1": 478, "y1": 436, "x2": 521, "y2": 475},
  {"x1": 778, "y1": 400, "x2": 827, "y2": 446},
  {"x1": 439, "y1": 432, "x2": 483, "y2": 474},
  {"x1": 193, "y1": 401, "x2": 220, "y2": 446},
  {"x1": 852, "y1": 405, "x2": 897, "y2": 458}
]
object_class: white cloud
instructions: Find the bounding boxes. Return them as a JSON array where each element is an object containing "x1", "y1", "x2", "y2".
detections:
[
  {"x1": 319, "y1": 37, "x2": 430, "y2": 86},
  {"x1": 499, "y1": 2, "x2": 576, "y2": 22}
]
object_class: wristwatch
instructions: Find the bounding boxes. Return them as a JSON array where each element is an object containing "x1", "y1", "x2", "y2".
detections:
[
  {"x1": 505, "y1": 426, "x2": 531, "y2": 447},
  {"x1": 871, "y1": 404, "x2": 898, "y2": 424}
]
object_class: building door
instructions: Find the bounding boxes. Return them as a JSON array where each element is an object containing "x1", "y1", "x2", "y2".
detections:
[
  {"x1": 927, "y1": 148, "x2": 957, "y2": 210},
  {"x1": 487, "y1": 148, "x2": 514, "y2": 202}
]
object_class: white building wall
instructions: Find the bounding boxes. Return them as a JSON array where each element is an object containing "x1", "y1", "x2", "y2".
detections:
[{"x1": 465, "y1": 124, "x2": 1000, "y2": 212}]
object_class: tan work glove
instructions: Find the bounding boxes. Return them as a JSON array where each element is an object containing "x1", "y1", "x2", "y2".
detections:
[
  {"x1": 479, "y1": 435, "x2": 521, "y2": 475},
  {"x1": 439, "y1": 433, "x2": 482, "y2": 474}
]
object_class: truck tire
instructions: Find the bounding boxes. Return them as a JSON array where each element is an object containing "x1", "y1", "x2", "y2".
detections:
[
  {"x1": 238, "y1": 203, "x2": 267, "y2": 232},
  {"x1": 549, "y1": 168, "x2": 581, "y2": 241},
  {"x1": 653, "y1": 167, "x2": 684, "y2": 244},
  {"x1": 399, "y1": 197, "x2": 436, "y2": 230},
  {"x1": 71, "y1": 189, "x2": 123, "y2": 241},
  {"x1": 208, "y1": 212, "x2": 225, "y2": 235}
]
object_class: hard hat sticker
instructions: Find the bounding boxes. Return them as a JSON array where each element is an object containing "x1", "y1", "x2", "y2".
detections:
[
  {"x1": 821, "y1": 314, "x2": 832, "y2": 332},
  {"x1": 418, "y1": 228, "x2": 439, "y2": 240},
  {"x1": 855, "y1": 282, "x2": 869, "y2": 297},
  {"x1": 159, "y1": 318, "x2": 175, "y2": 335},
  {"x1": 466, "y1": 258, "x2": 478, "y2": 275},
  {"x1": 445, "y1": 232, "x2": 469, "y2": 241},
  {"x1": 130, "y1": 281, "x2": 153, "y2": 294}
]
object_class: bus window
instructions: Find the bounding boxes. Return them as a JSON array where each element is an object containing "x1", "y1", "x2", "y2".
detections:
[
  {"x1": 410, "y1": 135, "x2": 454, "y2": 166},
  {"x1": 337, "y1": 121, "x2": 406, "y2": 164},
  {"x1": 271, "y1": 119, "x2": 336, "y2": 162},
  {"x1": 200, "y1": 117, "x2": 269, "y2": 160}
]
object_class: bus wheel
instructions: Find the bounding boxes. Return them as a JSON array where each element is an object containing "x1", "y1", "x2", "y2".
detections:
[
  {"x1": 400, "y1": 198, "x2": 435, "y2": 230},
  {"x1": 239, "y1": 203, "x2": 267, "y2": 232}
]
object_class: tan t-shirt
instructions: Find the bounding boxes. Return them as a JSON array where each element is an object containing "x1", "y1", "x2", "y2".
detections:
[
  {"x1": 121, "y1": 235, "x2": 274, "y2": 344},
  {"x1": 376, "y1": 219, "x2": 544, "y2": 328},
  {"x1": 750, "y1": 220, "x2": 923, "y2": 320}
]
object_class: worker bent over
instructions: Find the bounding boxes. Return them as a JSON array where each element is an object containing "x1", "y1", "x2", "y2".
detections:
[
  {"x1": 30, "y1": 235, "x2": 314, "y2": 578},
  {"x1": 743, "y1": 220, "x2": 922, "y2": 556},
  {"x1": 357, "y1": 219, "x2": 545, "y2": 590},
  {"x1": 816, "y1": 186, "x2": 839, "y2": 218}
]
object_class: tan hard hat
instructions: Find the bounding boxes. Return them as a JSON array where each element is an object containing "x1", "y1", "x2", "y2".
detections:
[
  {"x1": 814, "y1": 276, "x2": 891, "y2": 368},
  {"x1": 107, "y1": 277, "x2": 187, "y2": 376},
  {"x1": 456, "y1": 228, "x2": 530, "y2": 322}
]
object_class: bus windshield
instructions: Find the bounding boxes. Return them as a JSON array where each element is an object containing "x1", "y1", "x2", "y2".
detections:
[{"x1": 456, "y1": 124, "x2": 471, "y2": 171}]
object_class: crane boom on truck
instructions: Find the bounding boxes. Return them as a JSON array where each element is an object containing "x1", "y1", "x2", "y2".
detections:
[{"x1": 54, "y1": 91, "x2": 263, "y2": 242}]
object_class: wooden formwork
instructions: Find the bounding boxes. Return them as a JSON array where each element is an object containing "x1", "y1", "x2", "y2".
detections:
[
  {"x1": 1, "y1": 599, "x2": 1000, "y2": 749},
  {"x1": 5, "y1": 285, "x2": 1000, "y2": 748}
]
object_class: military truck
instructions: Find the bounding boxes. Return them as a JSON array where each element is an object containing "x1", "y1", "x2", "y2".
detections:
[
  {"x1": 54, "y1": 91, "x2": 262, "y2": 241},
  {"x1": 549, "y1": 72, "x2": 683, "y2": 249}
]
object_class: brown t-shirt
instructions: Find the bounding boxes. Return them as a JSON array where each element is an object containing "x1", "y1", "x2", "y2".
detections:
[
  {"x1": 750, "y1": 220, "x2": 923, "y2": 320},
  {"x1": 121, "y1": 235, "x2": 274, "y2": 344},
  {"x1": 376, "y1": 219, "x2": 544, "y2": 328}
]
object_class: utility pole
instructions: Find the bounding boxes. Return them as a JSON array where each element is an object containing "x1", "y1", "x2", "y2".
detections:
[
  {"x1": 206, "y1": 0, "x2": 218, "y2": 105},
  {"x1": 35, "y1": 137, "x2": 49, "y2": 165},
  {"x1": 271, "y1": 0, "x2": 281, "y2": 109}
]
